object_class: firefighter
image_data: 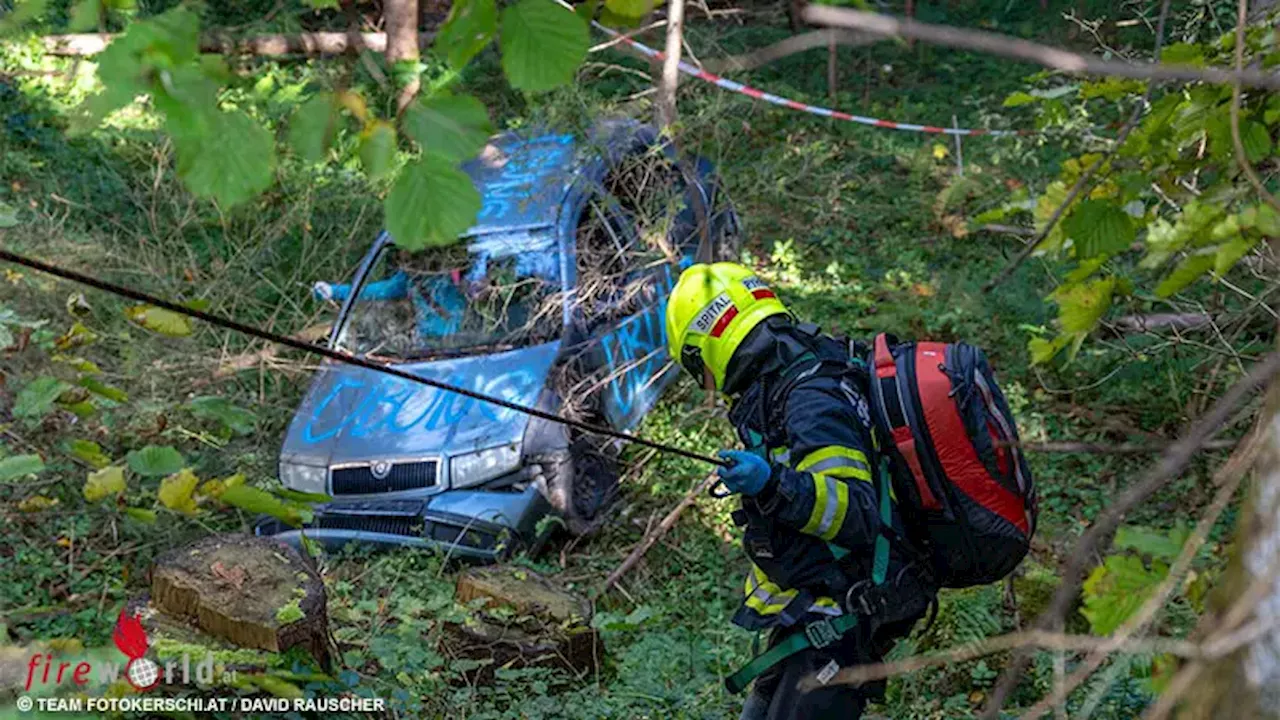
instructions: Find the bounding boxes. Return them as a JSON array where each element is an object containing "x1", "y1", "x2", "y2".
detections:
[{"x1": 665, "y1": 262, "x2": 936, "y2": 720}]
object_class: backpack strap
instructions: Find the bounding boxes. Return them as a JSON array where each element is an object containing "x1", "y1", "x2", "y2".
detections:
[{"x1": 870, "y1": 334, "x2": 941, "y2": 511}]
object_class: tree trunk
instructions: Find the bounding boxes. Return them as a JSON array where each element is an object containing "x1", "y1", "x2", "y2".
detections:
[
  {"x1": 655, "y1": 0, "x2": 686, "y2": 130},
  {"x1": 384, "y1": 0, "x2": 421, "y2": 112}
]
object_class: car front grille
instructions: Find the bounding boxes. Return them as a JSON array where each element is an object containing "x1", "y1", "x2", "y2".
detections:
[
  {"x1": 315, "y1": 514, "x2": 423, "y2": 536},
  {"x1": 331, "y1": 460, "x2": 438, "y2": 495}
]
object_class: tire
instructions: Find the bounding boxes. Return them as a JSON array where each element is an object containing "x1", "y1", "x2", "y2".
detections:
[
  {"x1": 713, "y1": 202, "x2": 744, "y2": 263},
  {"x1": 563, "y1": 433, "x2": 620, "y2": 536}
]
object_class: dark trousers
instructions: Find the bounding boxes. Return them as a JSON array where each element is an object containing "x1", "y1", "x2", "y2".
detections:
[{"x1": 738, "y1": 626, "x2": 880, "y2": 720}]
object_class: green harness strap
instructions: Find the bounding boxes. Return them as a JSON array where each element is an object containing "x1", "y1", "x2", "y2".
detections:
[{"x1": 725, "y1": 466, "x2": 895, "y2": 694}]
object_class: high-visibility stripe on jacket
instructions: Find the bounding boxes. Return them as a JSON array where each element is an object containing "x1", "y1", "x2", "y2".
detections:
[
  {"x1": 743, "y1": 565, "x2": 841, "y2": 618},
  {"x1": 796, "y1": 446, "x2": 871, "y2": 541}
]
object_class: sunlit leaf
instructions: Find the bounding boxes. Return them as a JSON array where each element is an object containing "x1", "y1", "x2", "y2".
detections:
[
  {"x1": 1002, "y1": 91, "x2": 1038, "y2": 108},
  {"x1": 358, "y1": 121, "x2": 398, "y2": 181},
  {"x1": 0, "y1": 455, "x2": 45, "y2": 483},
  {"x1": 434, "y1": 0, "x2": 498, "y2": 69},
  {"x1": 1081, "y1": 554, "x2": 1166, "y2": 635},
  {"x1": 17, "y1": 495, "x2": 59, "y2": 513},
  {"x1": 1063, "y1": 200, "x2": 1134, "y2": 259},
  {"x1": 500, "y1": 0, "x2": 589, "y2": 92},
  {"x1": 187, "y1": 396, "x2": 257, "y2": 435},
  {"x1": 79, "y1": 376, "x2": 128, "y2": 403},
  {"x1": 126, "y1": 445, "x2": 185, "y2": 477},
  {"x1": 274, "y1": 487, "x2": 333, "y2": 503},
  {"x1": 402, "y1": 94, "x2": 492, "y2": 162},
  {"x1": 604, "y1": 0, "x2": 653, "y2": 20},
  {"x1": 385, "y1": 155, "x2": 481, "y2": 250},
  {"x1": 1114, "y1": 525, "x2": 1189, "y2": 561},
  {"x1": 158, "y1": 468, "x2": 200, "y2": 514},
  {"x1": 288, "y1": 92, "x2": 340, "y2": 165},
  {"x1": 0, "y1": 0, "x2": 49, "y2": 36},
  {"x1": 126, "y1": 305, "x2": 193, "y2": 336},
  {"x1": 302, "y1": 0, "x2": 340, "y2": 8},
  {"x1": 198, "y1": 473, "x2": 245, "y2": 499},
  {"x1": 171, "y1": 109, "x2": 276, "y2": 207},
  {"x1": 14, "y1": 376, "x2": 71, "y2": 422},
  {"x1": 1240, "y1": 120, "x2": 1272, "y2": 164},
  {"x1": 217, "y1": 485, "x2": 314, "y2": 528},
  {"x1": 83, "y1": 465, "x2": 126, "y2": 502},
  {"x1": 1052, "y1": 277, "x2": 1116, "y2": 334},
  {"x1": 1155, "y1": 252, "x2": 1215, "y2": 298},
  {"x1": 66, "y1": 439, "x2": 112, "y2": 469},
  {"x1": 1160, "y1": 43, "x2": 1204, "y2": 66},
  {"x1": 55, "y1": 322, "x2": 97, "y2": 351},
  {"x1": 125, "y1": 507, "x2": 157, "y2": 524},
  {"x1": 1214, "y1": 235, "x2": 1259, "y2": 276}
]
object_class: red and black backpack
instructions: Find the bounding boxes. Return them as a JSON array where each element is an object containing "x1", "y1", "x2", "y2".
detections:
[{"x1": 865, "y1": 333, "x2": 1038, "y2": 589}]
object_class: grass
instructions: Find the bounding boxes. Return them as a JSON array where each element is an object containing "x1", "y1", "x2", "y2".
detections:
[{"x1": 0, "y1": 1, "x2": 1258, "y2": 717}]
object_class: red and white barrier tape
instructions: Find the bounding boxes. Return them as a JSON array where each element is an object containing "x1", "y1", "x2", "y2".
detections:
[{"x1": 579, "y1": 12, "x2": 1031, "y2": 138}]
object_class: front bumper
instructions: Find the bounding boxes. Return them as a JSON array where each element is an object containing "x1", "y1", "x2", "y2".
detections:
[{"x1": 255, "y1": 484, "x2": 551, "y2": 562}]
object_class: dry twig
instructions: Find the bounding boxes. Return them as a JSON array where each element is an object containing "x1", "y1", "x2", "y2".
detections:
[{"x1": 599, "y1": 472, "x2": 717, "y2": 594}]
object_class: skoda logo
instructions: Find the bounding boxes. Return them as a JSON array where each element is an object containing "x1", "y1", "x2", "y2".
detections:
[{"x1": 370, "y1": 461, "x2": 392, "y2": 480}]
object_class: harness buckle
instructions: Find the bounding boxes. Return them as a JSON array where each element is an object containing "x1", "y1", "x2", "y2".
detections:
[{"x1": 803, "y1": 618, "x2": 839, "y2": 649}]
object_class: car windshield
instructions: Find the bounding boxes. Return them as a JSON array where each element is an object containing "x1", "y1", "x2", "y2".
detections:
[{"x1": 336, "y1": 230, "x2": 564, "y2": 360}]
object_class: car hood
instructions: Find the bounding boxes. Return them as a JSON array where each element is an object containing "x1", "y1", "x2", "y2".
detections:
[{"x1": 281, "y1": 341, "x2": 561, "y2": 467}]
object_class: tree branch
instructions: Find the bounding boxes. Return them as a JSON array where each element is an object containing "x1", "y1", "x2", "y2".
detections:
[
  {"x1": 41, "y1": 31, "x2": 435, "y2": 57},
  {"x1": 800, "y1": 6, "x2": 1280, "y2": 90},
  {"x1": 1229, "y1": 0, "x2": 1280, "y2": 217},
  {"x1": 1016, "y1": 438, "x2": 1237, "y2": 454},
  {"x1": 655, "y1": 0, "x2": 686, "y2": 130},
  {"x1": 981, "y1": 350, "x2": 1280, "y2": 718},
  {"x1": 700, "y1": 29, "x2": 876, "y2": 73},
  {"x1": 599, "y1": 472, "x2": 717, "y2": 595}
]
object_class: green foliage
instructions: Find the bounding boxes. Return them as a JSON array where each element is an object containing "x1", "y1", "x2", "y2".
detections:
[
  {"x1": 1063, "y1": 200, "x2": 1134, "y2": 259},
  {"x1": 287, "y1": 92, "x2": 340, "y2": 165},
  {"x1": 83, "y1": 465, "x2": 126, "y2": 501},
  {"x1": 125, "y1": 444, "x2": 186, "y2": 477},
  {"x1": 125, "y1": 304, "x2": 194, "y2": 336},
  {"x1": 0, "y1": 454, "x2": 46, "y2": 482},
  {"x1": 435, "y1": 0, "x2": 498, "y2": 70},
  {"x1": 385, "y1": 156, "x2": 481, "y2": 250},
  {"x1": 218, "y1": 484, "x2": 314, "y2": 527},
  {"x1": 357, "y1": 120, "x2": 398, "y2": 181},
  {"x1": 14, "y1": 376, "x2": 70, "y2": 423},
  {"x1": 1081, "y1": 554, "x2": 1167, "y2": 635},
  {"x1": 186, "y1": 396, "x2": 257, "y2": 436},
  {"x1": 402, "y1": 94, "x2": 493, "y2": 162},
  {"x1": 500, "y1": 0, "x2": 590, "y2": 92}
]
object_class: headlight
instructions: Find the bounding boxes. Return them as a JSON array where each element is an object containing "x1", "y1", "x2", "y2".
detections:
[
  {"x1": 279, "y1": 461, "x2": 328, "y2": 495},
  {"x1": 451, "y1": 444, "x2": 522, "y2": 489}
]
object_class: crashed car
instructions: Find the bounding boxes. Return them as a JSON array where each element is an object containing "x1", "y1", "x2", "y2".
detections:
[{"x1": 258, "y1": 120, "x2": 740, "y2": 560}]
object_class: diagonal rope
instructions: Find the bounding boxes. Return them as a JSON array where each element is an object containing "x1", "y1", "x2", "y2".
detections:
[{"x1": 0, "y1": 248, "x2": 727, "y2": 468}]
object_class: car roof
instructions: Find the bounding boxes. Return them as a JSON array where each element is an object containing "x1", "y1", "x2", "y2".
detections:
[{"x1": 462, "y1": 120, "x2": 662, "y2": 236}]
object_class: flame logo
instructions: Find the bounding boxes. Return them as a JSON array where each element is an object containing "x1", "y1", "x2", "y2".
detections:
[{"x1": 113, "y1": 609, "x2": 161, "y2": 691}]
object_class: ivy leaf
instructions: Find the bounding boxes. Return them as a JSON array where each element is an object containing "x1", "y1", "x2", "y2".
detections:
[
  {"x1": 1081, "y1": 554, "x2": 1166, "y2": 635},
  {"x1": 1063, "y1": 200, "x2": 1134, "y2": 259},
  {"x1": 66, "y1": 439, "x2": 112, "y2": 469},
  {"x1": 83, "y1": 465, "x2": 126, "y2": 502},
  {"x1": 15, "y1": 376, "x2": 72, "y2": 422},
  {"x1": 0, "y1": 455, "x2": 45, "y2": 483},
  {"x1": 288, "y1": 92, "x2": 340, "y2": 165},
  {"x1": 187, "y1": 396, "x2": 257, "y2": 435},
  {"x1": 402, "y1": 94, "x2": 493, "y2": 162},
  {"x1": 1052, "y1": 277, "x2": 1116, "y2": 334},
  {"x1": 1155, "y1": 252, "x2": 1215, "y2": 298},
  {"x1": 435, "y1": 0, "x2": 498, "y2": 70},
  {"x1": 218, "y1": 485, "x2": 314, "y2": 528},
  {"x1": 79, "y1": 376, "x2": 128, "y2": 403},
  {"x1": 126, "y1": 445, "x2": 185, "y2": 477},
  {"x1": 500, "y1": 0, "x2": 589, "y2": 92},
  {"x1": 68, "y1": 0, "x2": 102, "y2": 32},
  {"x1": 1240, "y1": 121, "x2": 1272, "y2": 164},
  {"x1": 125, "y1": 305, "x2": 193, "y2": 336},
  {"x1": 358, "y1": 121, "x2": 398, "y2": 181},
  {"x1": 158, "y1": 468, "x2": 200, "y2": 515},
  {"x1": 172, "y1": 109, "x2": 276, "y2": 207},
  {"x1": 385, "y1": 155, "x2": 481, "y2": 251}
]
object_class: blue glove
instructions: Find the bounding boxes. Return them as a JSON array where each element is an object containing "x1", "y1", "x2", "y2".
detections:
[{"x1": 716, "y1": 449, "x2": 772, "y2": 497}]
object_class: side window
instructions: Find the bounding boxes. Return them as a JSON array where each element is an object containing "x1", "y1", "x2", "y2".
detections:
[
  {"x1": 335, "y1": 248, "x2": 418, "y2": 359},
  {"x1": 603, "y1": 149, "x2": 686, "y2": 266},
  {"x1": 574, "y1": 194, "x2": 639, "y2": 331}
]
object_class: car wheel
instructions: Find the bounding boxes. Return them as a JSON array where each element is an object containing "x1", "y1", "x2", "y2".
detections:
[
  {"x1": 714, "y1": 203, "x2": 744, "y2": 262},
  {"x1": 566, "y1": 433, "x2": 620, "y2": 535}
]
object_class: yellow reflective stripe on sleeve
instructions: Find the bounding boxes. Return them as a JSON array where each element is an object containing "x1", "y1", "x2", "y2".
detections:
[
  {"x1": 744, "y1": 565, "x2": 798, "y2": 616},
  {"x1": 820, "y1": 478, "x2": 849, "y2": 541},
  {"x1": 797, "y1": 446, "x2": 872, "y2": 482},
  {"x1": 801, "y1": 473, "x2": 829, "y2": 535}
]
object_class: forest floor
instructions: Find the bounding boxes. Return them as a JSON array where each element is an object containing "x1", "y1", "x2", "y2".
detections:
[{"x1": 0, "y1": 2, "x2": 1248, "y2": 718}]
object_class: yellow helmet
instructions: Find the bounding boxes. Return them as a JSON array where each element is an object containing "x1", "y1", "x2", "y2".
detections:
[{"x1": 665, "y1": 262, "x2": 789, "y2": 391}]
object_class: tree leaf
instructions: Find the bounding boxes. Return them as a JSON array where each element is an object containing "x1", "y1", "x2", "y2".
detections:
[
  {"x1": 385, "y1": 155, "x2": 482, "y2": 250},
  {"x1": 68, "y1": 0, "x2": 102, "y2": 32},
  {"x1": 125, "y1": 507, "x2": 157, "y2": 524},
  {"x1": 1215, "y1": 234, "x2": 1260, "y2": 276},
  {"x1": 402, "y1": 94, "x2": 493, "y2": 163},
  {"x1": 0, "y1": 0, "x2": 49, "y2": 36},
  {"x1": 1002, "y1": 91, "x2": 1038, "y2": 108},
  {"x1": 1114, "y1": 525, "x2": 1189, "y2": 561},
  {"x1": 0, "y1": 201, "x2": 19, "y2": 228},
  {"x1": 1081, "y1": 554, "x2": 1166, "y2": 635},
  {"x1": 1063, "y1": 200, "x2": 1134, "y2": 259},
  {"x1": 198, "y1": 473, "x2": 245, "y2": 499},
  {"x1": 500, "y1": 0, "x2": 589, "y2": 92},
  {"x1": 358, "y1": 120, "x2": 398, "y2": 181},
  {"x1": 125, "y1": 304, "x2": 193, "y2": 336},
  {"x1": 1155, "y1": 252, "x2": 1215, "y2": 298},
  {"x1": 435, "y1": 0, "x2": 498, "y2": 69},
  {"x1": 604, "y1": 0, "x2": 653, "y2": 20},
  {"x1": 126, "y1": 445, "x2": 185, "y2": 477},
  {"x1": 288, "y1": 92, "x2": 340, "y2": 165},
  {"x1": 0, "y1": 455, "x2": 45, "y2": 482},
  {"x1": 79, "y1": 376, "x2": 128, "y2": 403},
  {"x1": 1240, "y1": 120, "x2": 1272, "y2": 164},
  {"x1": 18, "y1": 495, "x2": 59, "y2": 513},
  {"x1": 66, "y1": 439, "x2": 112, "y2": 469},
  {"x1": 172, "y1": 109, "x2": 276, "y2": 207},
  {"x1": 1052, "y1": 277, "x2": 1116, "y2": 334},
  {"x1": 217, "y1": 485, "x2": 314, "y2": 528},
  {"x1": 83, "y1": 465, "x2": 126, "y2": 502},
  {"x1": 187, "y1": 396, "x2": 257, "y2": 435},
  {"x1": 1160, "y1": 43, "x2": 1204, "y2": 66},
  {"x1": 302, "y1": 0, "x2": 340, "y2": 8},
  {"x1": 15, "y1": 376, "x2": 72, "y2": 422},
  {"x1": 158, "y1": 468, "x2": 200, "y2": 514}
]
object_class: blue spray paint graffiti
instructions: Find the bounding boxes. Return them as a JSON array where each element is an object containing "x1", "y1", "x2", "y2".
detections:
[
  {"x1": 476, "y1": 135, "x2": 576, "y2": 224},
  {"x1": 597, "y1": 262, "x2": 684, "y2": 427},
  {"x1": 301, "y1": 369, "x2": 540, "y2": 445}
]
